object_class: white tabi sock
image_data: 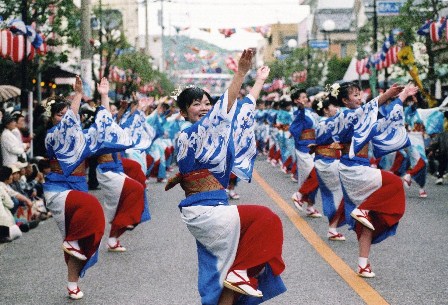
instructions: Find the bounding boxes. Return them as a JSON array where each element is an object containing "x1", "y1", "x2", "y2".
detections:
[
  {"x1": 358, "y1": 257, "x2": 368, "y2": 268},
  {"x1": 328, "y1": 227, "x2": 338, "y2": 235},
  {"x1": 67, "y1": 281, "x2": 78, "y2": 290},
  {"x1": 108, "y1": 237, "x2": 117, "y2": 246},
  {"x1": 67, "y1": 240, "x2": 81, "y2": 250}
]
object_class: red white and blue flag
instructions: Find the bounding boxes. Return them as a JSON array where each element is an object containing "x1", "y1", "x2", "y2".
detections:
[{"x1": 429, "y1": 17, "x2": 446, "y2": 42}]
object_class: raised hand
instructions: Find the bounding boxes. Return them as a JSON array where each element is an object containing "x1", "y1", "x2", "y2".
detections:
[
  {"x1": 378, "y1": 83, "x2": 404, "y2": 105},
  {"x1": 73, "y1": 75, "x2": 83, "y2": 95},
  {"x1": 399, "y1": 83, "x2": 419, "y2": 101},
  {"x1": 250, "y1": 66, "x2": 271, "y2": 100},
  {"x1": 237, "y1": 49, "x2": 254, "y2": 76},
  {"x1": 256, "y1": 66, "x2": 270, "y2": 82},
  {"x1": 138, "y1": 97, "x2": 151, "y2": 112},
  {"x1": 97, "y1": 77, "x2": 110, "y2": 96},
  {"x1": 385, "y1": 83, "x2": 404, "y2": 98}
]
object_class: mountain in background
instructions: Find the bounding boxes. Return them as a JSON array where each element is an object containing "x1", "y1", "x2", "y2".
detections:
[{"x1": 163, "y1": 35, "x2": 237, "y2": 73}]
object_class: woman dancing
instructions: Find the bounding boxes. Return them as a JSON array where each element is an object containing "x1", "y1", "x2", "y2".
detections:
[
  {"x1": 166, "y1": 49, "x2": 285, "y2": 305},
  {"x1": 43, "y1": 77, "x2": 132, "y2": 299}
]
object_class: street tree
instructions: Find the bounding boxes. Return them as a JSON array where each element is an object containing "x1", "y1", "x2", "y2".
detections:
[
  {"x1": 0, "y1": 0, "x2": 81, "y2": 99},
  {"x1": 112, "y1": 51, "x2": 174, "y2": 98},
  {"x1": 357, "y1": 0, "x2": 448, "y2": 97},
  {"x1": 267, "y1": 47, "x2": 326, "y2": 89}
]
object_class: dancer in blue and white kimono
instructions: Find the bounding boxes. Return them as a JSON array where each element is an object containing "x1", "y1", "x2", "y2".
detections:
[
  {"x1": 289, "y1": 88, "x2": 322, "y2": 217},
  {"x1": 276, "y1": 99, "x2": 294, "y2": 174},
  {"x1": 43, "y1": 77, "x2": 133, "y2": 299},
  {"x1": 165, "y1": 50, "x2": 285, "y2": 305},
  {"x1": 95, "y1": 96, "x2": 153, "y2": 252},
  {"x1": 401, "y1": 99, "x2": 445, "y2": 196},
  {"x1": 254, "y1": 100, "x2": 268, "y2": 155},
  {"x1": 310, "y1": 94, "x2": 346, "y2": 241},
  {"x1": 329, "y1": 82, "x2": 417, "y2": 278},
  {"x1": 265, "y1": 101, "x2": 280, "y2": 165},
  {"x1": 146, "y1": 102, "x2": 173, "y2": 182}
]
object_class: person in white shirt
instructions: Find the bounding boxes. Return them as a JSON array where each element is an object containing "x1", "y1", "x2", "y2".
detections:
[{"x1": 1, "y1": 114, "x2": 30, "y2": 166}]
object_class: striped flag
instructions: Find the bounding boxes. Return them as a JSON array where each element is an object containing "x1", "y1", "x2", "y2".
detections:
[
  {"x1": 10, "y1": 34, "x2": 25, "y2": 62},
  {"x1": 356, "y1": 58, "x2": 369, "y2": 75},
  {"x1": 37, "y1": 37, "x2": 47, "y2": 56},
  {"x1": 0, "y1": 29, "x2": 12, "y2": 58},
  {"x1": 429, "y1": 17, "x2": 445, "y2": 42},
  {"x1": 417, "y1": 20, "x2": 431, "y2": 36}
]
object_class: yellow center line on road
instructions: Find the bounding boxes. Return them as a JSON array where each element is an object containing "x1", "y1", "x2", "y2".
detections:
[{"x1": 252, "y1": 170, "x2": 389, "y2": 305}]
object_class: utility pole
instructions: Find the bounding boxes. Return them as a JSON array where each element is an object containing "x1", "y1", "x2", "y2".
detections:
[
  {"x1": 20, "y1": 0, "x2": 28, "y2": 110},
  {"x1": 81, "y1": 0, "x2": 93, "y2": 98},
  {"x1": 99, "y1": 0, "x2": 103, "y2": 78},
  {"x1": 160, "y1": 0, "x2": 165, "y2": 72},
  {"x1": 145, "y1": 0, "x2": 150, "y2": 55},
  {"x1": 372, "y1": 0, "x2": 378, "y2": 96}
]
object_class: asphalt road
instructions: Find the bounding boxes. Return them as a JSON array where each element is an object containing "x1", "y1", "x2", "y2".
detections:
[{"x1": 1, "y1": 157, "x2": 447, "y2": 305}]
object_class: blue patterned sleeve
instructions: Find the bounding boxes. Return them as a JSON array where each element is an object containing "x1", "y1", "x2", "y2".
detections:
[
  {"x1": 85, "y1": 106, "x2": 133, "y2": 156},
  {"x1": 349, "y1": 97, "x2": 380, "y2": 158},
  {"x1": 45, "y1": 109, "x2": 90, "y2": 176},
  {"x1": 231, "y1": 94, "x2": 257, "y2": 182},
  {"x1": 289, "y1": 108, "x2": 305, "y2": 141},
  {"x1": 371, "y1": 98, "x2": 410, "y2": 158},
  {"x1": 177, "y1": 90, "x2": 236, "y2": 176}
]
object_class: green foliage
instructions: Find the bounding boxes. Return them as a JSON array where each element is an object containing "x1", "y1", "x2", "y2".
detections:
[
  {"x1": 326, "y1": 55, "x2": 351, "y2": 84},
  {"x1": 356, "y1": 0, "x2": 448, "y2": 95},
  {"x1": 113, "y1": 51, "x2": 174, "y2": 97},
  {"x1": 0, "y1": 0, "x2": 81, "y2": 90},
  {"x1": 0, "y1": 0, "x2": 81, "y2": 65},
  {"x1": 113, "y1": 52, "x2": 153, "y2": 83},
  {"x1": 267, "y1": 47, "x2": 326, "y2": 88}
]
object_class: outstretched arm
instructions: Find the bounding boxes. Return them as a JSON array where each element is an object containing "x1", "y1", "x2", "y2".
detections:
[
  {"x1": 249, "y1": 66, "x2": 270, "y2": 100},
  {"x1": 378, "y1": 83, "x2": 404, "y2": 106},
  {"x1": 71, "y1": 75, "x2": 83, "y2": 115},
  {"x1": 398, "y1": 83, "x2": 419, "y2": 102},
  {"x1": 227, "y1": 49, "x2": 253, "y2": 112},
  {"x1": 97, "y1": 77, "x2": 110, "y2": 112}
]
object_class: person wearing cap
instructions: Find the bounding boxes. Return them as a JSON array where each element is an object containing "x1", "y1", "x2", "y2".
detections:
[{"x1": 1, "y1": 113, "x2": 30, "y2": 166}]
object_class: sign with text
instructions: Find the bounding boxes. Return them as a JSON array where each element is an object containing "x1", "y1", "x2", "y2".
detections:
[
  {"x1": 377, "y1": 1, "x2": 403, "y2": 16},
  {"x1": 308, "y1": 40, "x2": 329, "y2": 49}
]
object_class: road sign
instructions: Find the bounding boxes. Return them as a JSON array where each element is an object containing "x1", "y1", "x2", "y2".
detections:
[
  {"x1": 308, "y1": 40, "x2": 329, "y2": 49},
  {"x1": 377, "y1": 1, "x2": 403, "y2": 16}
]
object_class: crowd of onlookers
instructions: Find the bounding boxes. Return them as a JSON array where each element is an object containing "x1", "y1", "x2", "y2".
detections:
[{"x1": 0, "y1": 99, "x2": 53, "y2": 242}]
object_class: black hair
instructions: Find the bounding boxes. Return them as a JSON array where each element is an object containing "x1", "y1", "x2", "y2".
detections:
[
  {"x1": 290, "y1": 88, "x2": 307, "y2": 101},
  {"x1": 333, "y1": 82, "x2": 361, "y2": 107},
  {"x1": 256, "y1": 99, "x2": 265, "y2": 106},
  {"x1": 312, "y1": 96, "x2": 338, "y2": 116},
  {"x1": 203, "y1": 91, "x2": 218, "y2": 106},
  {"x1": 176, "y1": 87, "x2": 207, "y2": 113},
  {"x1": 160, "y1": 102, "x2": 170, "y2": 111},
  {"x1": 279, "y1": 99, "x2": 292, "y2": 110},
  {"x1": 37, "y1": 159, "x2": 51, "y2": 172},
  {"x1": 45, "y1": 96, "x2": 71, "y2": 130},
  {"x1": 0, "y1": 166, "x2": 12, "y2": 182},
  {"x1": 11, "y1": 112, "x2": 24, "y2": 122},
  {"x1": 1, "y1": 113, "x2": 15, "y2": 126}
]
